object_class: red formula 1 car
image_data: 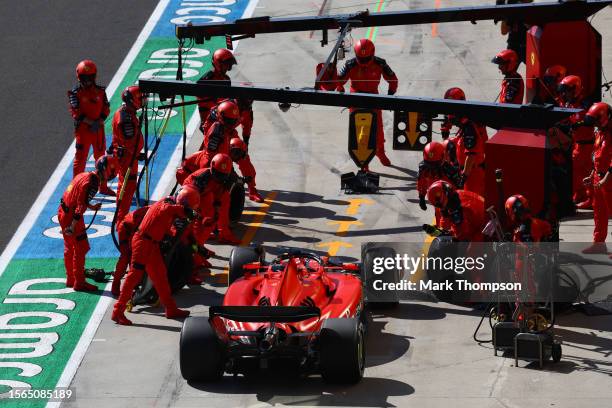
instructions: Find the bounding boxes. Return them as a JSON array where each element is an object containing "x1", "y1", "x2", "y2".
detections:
[{"x1": 179, "y1": 246, "x2": 366, "y2": 384}]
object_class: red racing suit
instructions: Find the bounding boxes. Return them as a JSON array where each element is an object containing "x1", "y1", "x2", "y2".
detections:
[
  {"x1": 176, "y1": 150, "x2": 211, "y2": 185},
  {"x1": 109, "y1": 104, "x2": 144, "y2": 223},
  {"x1": 500, "y1": 71, "x2": 524, "y2": 104},
  {"x1": 67, "y1": 84, "x2": 110, "y2": 177},
  {"x1": 591, "y1": 127, "x2": 612, "y2": 242},
  {"x1": 200, "y1": 120, "x2": 259, "y2": 195},
  {"x1": 203, "y1": 98, "x2": 255, "y2": 143},
  {"x1": 563, "y1": 100, "x2": 596, "y2": 204},
  {"x1": 417, "y1": 160, "x2": 462, "y2": 226},
  {"x1": 116, "y1": 197, "x2": 187, "y2": 311},
  {"x1": 183, "y1": 168, "x2": 232, "y2": 244},
  {"x1": 336, "y1": 57, "x2": 399, "y2": 159},
  {"x1": 440, "y1": 190, "x2": 486, "y2": 241},
  {"x1": 113, "y1": 205, "x2": 150, "y2": 295},
  {"x1": 513, "y1": 217, "x2": 552, "y2": 243},
  {"x1": 57, "y1": 172, "x2": 100, "y2": 287},
  {"x1": 455, "y1": 119, "x2": 488, "y2": 196},
  {"x1": 315, "y1": 63, "x2": 340, "y2": 91},
  {"x1": 196, "y1": 69, "x2": 230, "y2": 127}
]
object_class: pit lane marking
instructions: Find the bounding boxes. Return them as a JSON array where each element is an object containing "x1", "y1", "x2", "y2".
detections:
[
  {"x1": 328, "y1": 220, "x2": 364, "y2": 236},
  {"x1": 366, "y1": 0, "x2": 388, "y2": 42},
  {"x1": 432, "y1": 0, "x2": 441, "y2": 37},
  {"x1": 410, "y1": 218, "x2": 436, "y2": 283},
  {"x1": 345, "y1": 198, "x2": 373, "y2": 215},
  {"x1": 317, "y1": 241, "x2": 353, "y2": 256},
  {"x1": 239, "y1": 191, "x2": 278, "y2": 246}
]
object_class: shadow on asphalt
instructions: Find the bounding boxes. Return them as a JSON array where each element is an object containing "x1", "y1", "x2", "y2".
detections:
[
  {"x1": 341, "y1": 225, "x2": 423, "y2": 237},
  {"x1": 268, "y1": 201, "x2": 357, "y2": 221},
  {"x1": 389, "y1": 164, "x2": 418, "y2": 178},
  {"x1": 127, "y1": 323, "x2": 182, "y2": 333},
  {"x1": 189, "y1": 376, "x2": 414, "y2": 407},
  {"x1": 272, "y1": 190, "x2": 350, "y2": 206},
  {"x1": 365, "y1": 317, "x2": 412, "y2": 368}
]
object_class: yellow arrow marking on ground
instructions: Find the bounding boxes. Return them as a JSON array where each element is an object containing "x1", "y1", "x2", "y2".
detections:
[
  {"x1": 345, "y1": 198, "x2": 374, "y2": 215},
  {"x1": 317, "y1": 241, "x2": 353, "y2": 256},
  {"x1": 407, "y1": 111, "x2": 420, "y2": 146},
  {"x1": 240, "y1": 191, "x2": 278, "y2": 246},
  {"x1": 351, "y1": 113, "x2": 375, "y2": 163},
  {"x1": 328, "y1": 220, "x2": 364, "y2": 236}
]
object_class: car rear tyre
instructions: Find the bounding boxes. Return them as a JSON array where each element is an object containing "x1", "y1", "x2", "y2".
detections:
[
  {"x1": 319, "y1": 318, "x2": 365, "y2": 384},
  {"x1": 180, "y1": 317, "x2": 225, "y2": 382},
  {"x1": 228, "y1": 246, "x2": 264, "y2": 284}
]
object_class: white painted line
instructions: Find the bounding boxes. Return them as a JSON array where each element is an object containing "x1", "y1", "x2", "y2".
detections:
[
  {"x1": 151, "y1": 0, "x2": 262, "y2": 201},
  {"x1": 45, "y1": 2, "x2": 172, "y2": 407}
]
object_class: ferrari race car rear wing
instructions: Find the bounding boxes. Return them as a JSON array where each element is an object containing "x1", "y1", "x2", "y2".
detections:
[{"x1": 209, "y1": 306, "x2": 321, "y2": 323}]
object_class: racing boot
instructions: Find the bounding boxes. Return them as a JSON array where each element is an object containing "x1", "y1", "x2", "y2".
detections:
[
  {"x1": 581, "y1": 242, "x2": 608, "y2": 254},
  {"x1": 248, "y1": 183, "x2": 264, "y2": 203},
  {"x1": 111, "y1": 304, "x2": 133, "y2": 326},
  {"x1": 73, "y1": 281, "x2": 98, "y2": 292},
  {"x1": 575, "y1": 200, "x2": 592, "y2": 210},
  {"x1": 98, "y1": 184, "x2": 116, "y2": 196},
  {"x1": 165, "y1": 306, "x2": 190, "y2": 319}
]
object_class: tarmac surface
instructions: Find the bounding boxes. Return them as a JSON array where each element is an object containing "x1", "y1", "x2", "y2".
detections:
[
  {"x1": 3, "y1": 0, "x2": 612, "y2": 407},
  {"x1": 0, "y1": 0, "x2": 158, "y2": 252}
]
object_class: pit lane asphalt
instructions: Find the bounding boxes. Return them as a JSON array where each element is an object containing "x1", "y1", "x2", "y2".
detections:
[
  {"x1": 0, "y1": 0, "x2": 158, "y2": 253},
  {"x1": 55, "y1": 0, "x2": 612, "y2": 407}
]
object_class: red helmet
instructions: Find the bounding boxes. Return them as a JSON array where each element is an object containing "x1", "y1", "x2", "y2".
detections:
[
  {"x1": 543, "y1": 65, "x2": 567, "y2": 86},
  {"x1": 210, "y1": 153, "x2": 233, "y2": 181},
  {"x1": 217, "y1": 100, "x2": 241, "y2": 127},
  {"x1": 229, "y1": 137, "x2": 247, "y2": 162},
  {"x1": 585, "y1": 102, "x2": 611, "y2": 128},
  {"x1": 121, "y1": 85, "x2": 145, "y2": 109},
  {"x1": 354, "y1": 38, "x2": 375, "y2": 64},
  {"x1": 492, "y1": 49, "x2": 519, "y2": 74},
  {"x1": 444, "y1": 87, "x2": 466, "y2": 101},
  {"x1": 177, "y1": 185, "x2": 200, "y2": 210},
  {"x1": 427, "y1": 180, "x2": 455, "y2": 208},
  {"x1": 212, "y1": 48, "x2": 237, "y2": 72},
  {"x1": 76, "y1": 60, "x2": 97, "y2": 77},
  {"x1": 95, "y1": 155, "x2": 117, "y2": 180},
  {"x1": 423, "y1": 141, "x2": 445, "y2": 163},
  {"x1": 558, "y1": 75, "x2": 582, "y2": 103},
  {"x1": 505, "y1": 194, "x2": 530, "y2": 222}
]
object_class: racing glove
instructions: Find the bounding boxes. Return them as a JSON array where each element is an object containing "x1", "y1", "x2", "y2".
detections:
[{"x1": 422, "y1": 224, "x2": 443, "y2": 237}]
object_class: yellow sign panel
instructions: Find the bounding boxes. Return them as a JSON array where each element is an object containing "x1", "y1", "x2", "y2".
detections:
[
  {"x1": 352, "y1": 112, "x2": 375, "y2": 163},
  {"x1": 407, "y1": 111, "x2": 420, "y2": 146}
]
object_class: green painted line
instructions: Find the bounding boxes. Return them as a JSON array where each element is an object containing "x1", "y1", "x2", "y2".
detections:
[
  {"x1": 0, "y1": 259, "x2": 114, "y2": 408},
  {"x1": 365, "y1": 0, "x2": 388, "y2": 42}
]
